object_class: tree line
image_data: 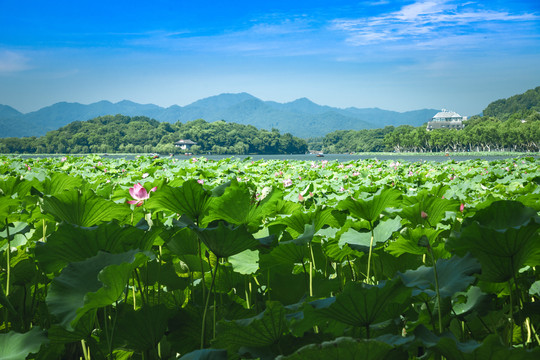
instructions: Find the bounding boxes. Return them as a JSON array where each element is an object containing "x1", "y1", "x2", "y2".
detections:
[
  {"x1": 310, "y1": 111, "x2": 539, "y2": 153},
  {"x1": 0, "y1": 115, "x2": 308, "y2": 155}
]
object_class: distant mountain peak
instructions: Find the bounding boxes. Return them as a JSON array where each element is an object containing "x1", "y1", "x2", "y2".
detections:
[{"x1": 0, "y1": 92, "x2": 440, "y2": 138}]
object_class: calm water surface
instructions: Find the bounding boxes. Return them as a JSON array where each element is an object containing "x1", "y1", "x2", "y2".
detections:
[{"x1": 11, "y1": 153, "x2": 539, "y2": 162}]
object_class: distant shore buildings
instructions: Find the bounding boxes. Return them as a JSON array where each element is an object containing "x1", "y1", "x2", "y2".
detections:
[{"x1": 426, "y1": 109, "x2": 467, "y2": 131}]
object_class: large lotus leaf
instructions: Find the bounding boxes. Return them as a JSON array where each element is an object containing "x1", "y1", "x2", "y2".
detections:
[
  {"x1": 204, "y1": 179, "x2": 282, "y2": 232},
  {"x1": 42, "y1": 189, "x2": 131, "y2": 227},
  {"x1": 35, "y1": 221, "x2": 154, "y2": 274},
  {"x1": 464, "y1": 333, "x2": 540, "y2": 359},
  {"x1": 337, "y1": 187, "x2": 401, "y2": 224},
  {"x1": 46, "y1": 249, "x2": 152, "y2": 330},
  {"x1": 47, "y1": 311, "x2": 97, "y2": 344},
  {"x1": 41, "y1": 172, "x2": 83, "y2": 195},
  {"x1": 386, "y1": 227, "x2": 444, "y2": 256},
  {"x1": 414, "y1": 325, "x2": 481, "y2": 360},
  {"x1": 0, "y1": 327, "x2": 49, "y2": 360},
  {"x1": 309, "y1": 278, "x2": 411, "y2": 327},
  {"x1": 399, "y1": 253, "x2": 481, "y2": 298},
  {"x1": 447, "y1": 201, "x2": 540, "y2": 282},
  {"x1": 166, "y1": 226, "x2": 200, "y2": 256},
  {"x1": 453, "y1": 286, "x2": 491, "y2": 317},
  {"x1": 114, "y1": 304, "x2": 173, "y2": 352},
  {"x1": 214, "y1": 301, "x2": 288, "y2": 348},
  {"x1": 179, "y1": 349, "x2": 228, "y2": 360},
  {"x1": 0, "y1": 176, "x2": 34, "y2": 197},
  {"x1": 339, "y1": 216, "x2": 402, "y2": 252},
  {"x1": 272, "y1": 208, "x2": 344, "y2": 237},
  {"x1": 400, "y1": 192, "x2": 458, "y2": 227},
  {"x1": 529, "y1": 280, "x2": 540, "y2": 298},
  {"x1": 229, "y1": 249, "x2": 260, "y2": 275},
  {"x1": 465, "y1": 200, "x2": 539, "y2": 230},
  {"x1": 0, "y1": 197, "x2": 20, "y2": 223},
  {"x1": 275, "y1": 336, "x2": 395, "y2": 360},
  {"x1": 270, "y1": 226, "x2": 312, "y2": 266},
  {"x1": 322, "y1": 238, "x2": 364, "y2": 263},
  {"x1": 145, "y1": 180, "x2": 210, "y2": 222},
  {"x1": 191, "y1": 222, "x2": 259, "y2": 258}
]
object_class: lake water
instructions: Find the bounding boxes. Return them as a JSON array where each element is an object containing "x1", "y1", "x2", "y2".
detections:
[
  {"x1": 184, "y1": 153, "x2": 539, "y2": 163},
  {"x1": 9, "y1": 153, "x2": 539, "y2": 163}
]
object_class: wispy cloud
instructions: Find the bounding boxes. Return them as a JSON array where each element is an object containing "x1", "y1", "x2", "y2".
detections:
[
  {"x1": 0, "y1": 50, "x2": 32, "y2": 74},
  {"x1": 332, "y1": 0, "x2": 539, "y2": 47},
  {"x1": 125, "y1": 16, "x2": 328, "y2": 57}
]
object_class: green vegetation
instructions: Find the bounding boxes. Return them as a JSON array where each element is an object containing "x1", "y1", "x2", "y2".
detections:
[
  {"x1": 484, "y1": 86, "x2": 540, "y2": 118},
  {"x1": 0, "y1": 115, "x2": 308, "y2": 155},
  {"x1": 1, "y1": 155, "x2": 540, "y2": 359},
  {"x1": 314, "y1": 96, "x2": 540, "y2": 153}
]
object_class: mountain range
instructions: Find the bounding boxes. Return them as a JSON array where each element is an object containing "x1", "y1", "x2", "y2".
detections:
[{"x1": 0, "y1": 93, "x2": 439, "y2": 138}]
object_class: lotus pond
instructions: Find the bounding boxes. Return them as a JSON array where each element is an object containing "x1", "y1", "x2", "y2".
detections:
[{"x1": 1, "y1": 155, "x2": 540, "y2": 359}]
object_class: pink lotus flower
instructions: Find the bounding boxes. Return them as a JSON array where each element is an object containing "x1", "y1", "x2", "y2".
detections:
[
  {"x1": 127, "y1": 183, "x2": 157, "y2": 207},
  {"x1": 197, "y1": 179, "x2": 204, "y2": 184},
  {"x1": 421, "y1": 211, "x2": 428, "y2": 219},
  {"x1": 460, "y1": 203, "x2": 465, "y2": 212},
  {"x1": 298, "y1": 193, "x2": 305, "y2": 202},
  {"x1": 283, "y1": 178, "x2": 293, "y2": 187}
]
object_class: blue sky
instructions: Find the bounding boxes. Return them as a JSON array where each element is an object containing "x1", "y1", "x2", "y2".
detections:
[{"x1": 1, "y1": 0, "x2": 539, "y2": 116}]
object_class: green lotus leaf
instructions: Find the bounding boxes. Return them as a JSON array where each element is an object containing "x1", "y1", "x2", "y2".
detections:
[
  {"x1": 339, "y1": 216, "x2": 402, "y2": 252},
  {"x1": 269, "y1": 224, "x2": 316, "y2": 266},
  {"x1": 275, "y1": 336, "x2": 396, "y2": 360},
  {"x1": 145, "y1": 179, "x2": 211, "y2": 222},
  {"x1": 337, "y1": 187, "x2": 401, "y2": 225},
  {"x1": 178, "y1": 349, "x2": 228, "y2": 360},
  {"x1": 42, "y1": 189, "x2": 131, "y2": 227},
  {"x1": 41, "y1": 172, "x2": 83, "y2": 195},
  {"x1": 114, "y1": 304, "x2": 173, "y2": 352},
  {"x1": 35, "y1": 221, "x2": 154, "y2": 274},
  {"x1": 414, "y1": 325, "x2": 480, "y2": 360},
  {"x1": 272, "y1": 208, "x2": 344, "y2": 237},
  {"x1": 47, "y1": 310, "x2": 97, "y2": 344},
  {"x1": 447, "y1": 201, "x2": 540, "y2": 282},
  {"x1": 529, "y1": 280, "x2": 540, "y2": 298},
  {"x1": 214, "y1": 301, "x2": 288, "y2": 348},
  {"x1": 204, "y1": 178, "x2": 282, "y2": 232},
  {"x1": 0, "y1": 176, "x2": 34, "y2": 198},
  {"x1": 46, "y1": 249, "x2": 152, "y2": 330},
  {"x1": 453, "y1": 286, "x2": 491, "y2": 317},
  {"x1": 309, "y1": 278, "x2": 411, "y2": 328},
  {"x1": 0, "y1": 327, "x2": 49, "y2": 360},
  {"x1": 386, "y1": 226, "x2": 444, "y2": 256},
  {"x1": 229, "y1": 249, "x2": 260, "y2": 275},
  {"x1": 465, "y1": 333, "x2": 540, "y2": 359},
  {"x1": 399, "y1": 253, "x2": 481, "y2": 298},
  {"x1": 400, "y1": 191, "x2": 459, "y2": 227},
  {"x1": 0, "y1": 198, "x2": 20, "y2": 224},
  {"x1": 270, "y1": 241, "x2": 309, "y2": 266},
  {"x1": 280, "y1": 223, "x2": 317, "y2": 247},
  {"x1": 191, "y1": 222, "x2": 259, "y2": 258}
]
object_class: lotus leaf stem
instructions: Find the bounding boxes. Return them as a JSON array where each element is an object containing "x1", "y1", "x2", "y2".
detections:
[{"x1": 201, "y1": 259, "x2": 219, "y2": 349}]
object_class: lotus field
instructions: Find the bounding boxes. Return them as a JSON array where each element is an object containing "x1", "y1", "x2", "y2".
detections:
[{"x1": 2, "y1": 154, "x2": 540, "y2": 359}]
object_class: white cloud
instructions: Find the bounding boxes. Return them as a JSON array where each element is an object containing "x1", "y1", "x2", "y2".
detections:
[
  {"x1": 332, "y1": 0, "x2": 539, "y2": 47},
  {"x1": 0, "y1": 50, "x2": 32, "y2": 73}
]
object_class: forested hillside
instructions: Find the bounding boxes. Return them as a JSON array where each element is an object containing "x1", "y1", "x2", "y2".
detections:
[
  {"x1": 483, "y1": 86, "x2": 540, "y2": 118},
  {"x1": 313, "y1": 87, "x2": 540, "y2": 153},
  {"x1": 0, "y1": 115, "x2": 308, "y2": 154}
]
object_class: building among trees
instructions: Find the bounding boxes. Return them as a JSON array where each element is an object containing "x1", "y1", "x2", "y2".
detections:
[
  {"x1": 426, "y1": 109, "x2": 467, "y2": 131},
  {"x1": 174, "y1": 139, "x2": 197, "y2": 150}
]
